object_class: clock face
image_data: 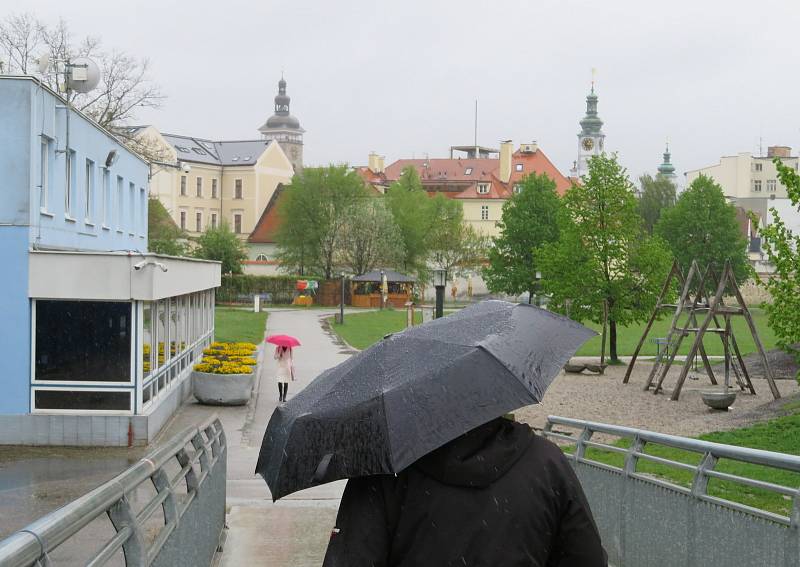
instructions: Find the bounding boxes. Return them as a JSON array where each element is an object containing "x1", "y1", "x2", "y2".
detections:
[{"x1": 582, "y1": 137, "x2": 594, "y2": 151}]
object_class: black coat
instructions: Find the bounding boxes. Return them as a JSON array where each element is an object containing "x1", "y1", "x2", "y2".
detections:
[{"x1": 322, "y1": 419, "x2": 607, "y2": 567}]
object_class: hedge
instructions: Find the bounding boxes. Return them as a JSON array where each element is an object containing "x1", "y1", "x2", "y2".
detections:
[{"x1": 218, "y1": 274, "x2": 325, "y2": 304}]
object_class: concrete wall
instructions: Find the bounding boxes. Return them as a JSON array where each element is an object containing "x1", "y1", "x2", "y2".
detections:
[{"x1": 686, "y1": 152, "x2": 799, "y2": 200}]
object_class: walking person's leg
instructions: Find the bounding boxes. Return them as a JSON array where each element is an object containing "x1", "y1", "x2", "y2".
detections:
[{"x1": 278, "y1": 383, "x2": 283, "y2": 402}]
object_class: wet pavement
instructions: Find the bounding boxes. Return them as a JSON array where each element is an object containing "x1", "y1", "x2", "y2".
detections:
[{"x1": 0, "y1": 307, "x2": 357, "y2": 563}]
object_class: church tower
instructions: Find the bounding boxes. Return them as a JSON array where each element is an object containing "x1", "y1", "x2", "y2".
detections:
[
  {"x1": 258, "y1": 76, "x2": 305, "y2": 172},
  {"x1": 657, "y1": 141, "x2": 678, "y2": 189},
  {"x1": 576, "y1": 80, "x2": 605, "y2": 178}
]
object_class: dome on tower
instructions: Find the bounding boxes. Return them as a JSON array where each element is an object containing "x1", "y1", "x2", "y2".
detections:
[
  {"x1": 258, "y1": 75, "x2": 304, "y2": 134},
  {"x1": 265, "y1": 113, "x2": 301, "y2": 129}
]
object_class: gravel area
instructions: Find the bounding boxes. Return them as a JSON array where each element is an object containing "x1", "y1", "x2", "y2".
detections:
[{"x1": 517, "y1": 362, "x2": 800, "y2": 438}]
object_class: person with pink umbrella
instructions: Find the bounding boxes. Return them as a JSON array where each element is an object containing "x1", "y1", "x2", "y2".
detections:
[{"x1": 266, "y1": 335, "x2": 301, "y2": 402}]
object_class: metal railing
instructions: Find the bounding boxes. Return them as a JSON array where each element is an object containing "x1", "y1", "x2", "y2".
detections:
[
  {"x1": 0, "y1": 417, "x2": 226, "y2": 567},
  {"x1": 543, "y1": 415, "x2": 800, "y2": 567}
]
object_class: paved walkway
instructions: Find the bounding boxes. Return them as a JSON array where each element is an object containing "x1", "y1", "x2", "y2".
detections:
[{"x1": 160, "y1": 307, "x2": 355, "y2": 566}]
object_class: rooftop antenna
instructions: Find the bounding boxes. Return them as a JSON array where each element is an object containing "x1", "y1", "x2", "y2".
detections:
[
  {"x1": 474, "y1": 99, "x2": 478, "y2": 149},
  {"x1": 591, "y1": 67, "x2": 597, "y2": 93}
]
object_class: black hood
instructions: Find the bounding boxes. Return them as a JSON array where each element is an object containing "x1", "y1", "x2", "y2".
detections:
[{"x1": 413, "y1": 418, "x2": 533, "y2": 488}]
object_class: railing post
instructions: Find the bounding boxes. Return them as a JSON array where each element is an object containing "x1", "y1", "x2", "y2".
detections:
[
  {"x1": 107, "y1": 495, "x2": 147, "y2": 566},
  {"x1": 151, "y1": 468, "x2": 179, "y2": 527},
  {"x1": 176, "y1": 448, "x2": 199, "y2": 492},
  {"x1": 624, "y1": 434, "x2": 644, "y2": 476},
  {"x1": 191, "y1": 432, "x2": 211, "y2": 473},
  {"x1": 575, "y1": 426, "x2": 592, "y2": 462},
  {"x1": 691, "y1": 452, "x2": 718, "y2": 497}
]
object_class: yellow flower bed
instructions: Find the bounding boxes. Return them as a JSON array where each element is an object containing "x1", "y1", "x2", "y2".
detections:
[
  {"x1": 194, "y1": 362, "x2": 253, "y2": 374},
  {"x1": 194, "y1": 342, "x2": 259, "y2": 375}
]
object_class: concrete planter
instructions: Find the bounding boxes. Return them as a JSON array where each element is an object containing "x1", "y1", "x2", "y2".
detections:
[
  {"x1": 193, "y1": 369, "x2": 255, "y2": 406},
  {"x1": 701, "y1": 390, "x2": 737, "y2": 411}
]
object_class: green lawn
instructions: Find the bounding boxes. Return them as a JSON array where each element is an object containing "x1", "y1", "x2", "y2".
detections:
[
  {"x1": 574, "y1": 308, "x2": 775, "y2": 358},
  {"x1": 331, "y1": 310, "x2": 422, "y2": 350},
  {"x1": 215, "y1": 307, "x2": 268, "y2": 344},
  {"x1": 328, "y1": 306, "x2": 776, "y2": 357},
  {"x1": 561, "y1": 403, "x2": 800, "y2": 516}
]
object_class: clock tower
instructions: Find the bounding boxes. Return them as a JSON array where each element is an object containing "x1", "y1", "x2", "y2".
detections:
[
  {"x1": 576, "y1": 82, "x2": 605, "y2": 178},
  {"x1": 258, "y1": 76, "x2": 305, "y2": 172}
]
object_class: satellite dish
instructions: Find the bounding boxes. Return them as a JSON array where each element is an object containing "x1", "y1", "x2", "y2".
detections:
[
  {"x1": 36, "y1": 53, "x2": 50, "y2": 73},
  {"x1": 66, "y1": 57, "x2": 100, "y2": 93}
]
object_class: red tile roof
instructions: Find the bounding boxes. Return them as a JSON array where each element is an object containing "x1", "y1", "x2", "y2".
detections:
[
  {"x1": 383, "y1": 146, "x2": 571, "y2": 199},
  {"x1": 248, "y1": 184, "x2": 287, "y2": 244}
]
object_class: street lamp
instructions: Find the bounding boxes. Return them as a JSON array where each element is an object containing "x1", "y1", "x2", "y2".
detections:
[
  {"x1": 339, "y1": 272, "x2": 346, "y2": 325},
  {"x1": 533, "y1": 271, "x2": 542, "y2": 306},
  {"x1": 433, "y1": 268, "x2": 447, "y2": 319}
]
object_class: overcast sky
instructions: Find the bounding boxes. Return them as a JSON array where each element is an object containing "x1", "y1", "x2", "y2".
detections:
[{"x1": 14, "y1": 0, "x2": 800, "y2": 181}]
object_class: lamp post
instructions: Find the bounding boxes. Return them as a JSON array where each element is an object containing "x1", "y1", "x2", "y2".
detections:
[
  {"x1": 433, "y1": 268, "x2": 447, "y2": 319},
  {"x1": 533, "y1": 270, "x2": 542, "y2": 306},
  {"x1": 339, "y1": 272, "x2": 346, "y2": 325},
  {"x1": 380, "y1": 270, "x2": 387, "y2": 310}
]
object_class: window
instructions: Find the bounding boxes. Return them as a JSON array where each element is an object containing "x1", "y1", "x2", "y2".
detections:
[
  {"x1": 196, "y1": 177, "x2": 203, "y2": 197},
  {"x1": 35, "y1": 300, "x2": 131, "y2": 384},
  {"x1": 513, "y1": 184, "x2": 522, "y2": 194},
  {"x1": 234, "y1": 179, "x2": 243, "y2": 199},
  {"x1": 211, "y1": 178, "x2": 218, "y2": 198},
  {"x1": 65, "y1": 151, "x2": 76, "y2": 217},
  {"x1": 40, "y1": 138, "x2": 50, "y2": 211},
  {"x1": 754, "y1": 163, "x2": 763, "y2": 172},
  {"x1": 211, "y1": 212, "x2": 217, "y2": 229},
  {"x1": 481, "y1": 205, "x2": 489, "y2": 220},
  {"x1": 117, "y1": 176, "x2": 124, "y2": 230},
  {"x1": 180, "y1": 210, "x2": 187, "y2": 230},
  {"x1": 129, "y1": 182, "x2": 136, "y2": 233},
  {"x1": 515, "y1": 164, "x2": 523, "y2": 172},
  {"x1": 753, "y1": 180, "x2": 762, "y2": 192},
  {"x1": 139, "y1": 188, "x2": 146, "y2": 234},
  {"x1": 180, "y1": 175, "x2": 187, "y2": 196},
  {"x1": 102, "y1": 169, "x2": 111, "y2": 227},
  {"x1": 196, "y1": 211, "x2": 202, "y2": 232},
  {"x1": 477, "y1": 183, "x2": 490, "y2": 194},
  {"x1": 84, "y1": 160, "x2": 94, "y2": 222},
  {"x1": 255, "y1": 253, "x2": 268, "y2": 261},
  {"x1": 464, "y1": 167, "x2": 473, "y2": 175},
  {"x1": 767, "y1": 179, "x2": 777, "y2": 192},
  {"x1": 234, "y1": 213, "x2": 242, "y2": 234}
]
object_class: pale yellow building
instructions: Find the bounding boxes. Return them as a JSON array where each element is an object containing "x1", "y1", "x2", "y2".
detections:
[{"x1": 130, "y1": 126, "x2": 294, "y2": 240}]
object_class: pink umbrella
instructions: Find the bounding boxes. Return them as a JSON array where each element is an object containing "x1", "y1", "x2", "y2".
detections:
[{"x1": 266, "y1": 334, "x2": 301, "y2": 348}]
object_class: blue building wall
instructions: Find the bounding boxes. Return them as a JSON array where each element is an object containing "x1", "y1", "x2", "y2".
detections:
[
  {"x1": 0, "y1": 76, "x2": 149, "y2": 416},
  {"x1": 0, "y1": 227, "x2": 31, "y2": 413},
  {"x1": 0, "y1": 76, "x2": 149, "y2": 252}
]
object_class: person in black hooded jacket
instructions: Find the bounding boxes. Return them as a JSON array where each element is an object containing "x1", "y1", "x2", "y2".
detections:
[{"x1": 322, "y1": 417, "x2": 607, "y2": 567}]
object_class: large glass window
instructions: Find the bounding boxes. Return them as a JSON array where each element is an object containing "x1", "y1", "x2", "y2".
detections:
[
  {"x1": 35, "y1": 300, "x2": 131, "y2": 383},
  {"x1": 35, "y1": 390, "x2": 130, "y2": 411},
  {"x1": 40, "y1": 137, "x2": 50, "y2": 211},
  {"x1": 143, "y1": 302, "x2": 153, "y2": 379}
]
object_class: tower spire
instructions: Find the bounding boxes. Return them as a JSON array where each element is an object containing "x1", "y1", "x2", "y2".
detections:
[{"x1": 658, "y1": 137, "x2": 676, "y2": 178}]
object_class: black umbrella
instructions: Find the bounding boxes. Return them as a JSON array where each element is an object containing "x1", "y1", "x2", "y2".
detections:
[{"x1": 256, "y1": 300, "x2": 595, "y2": 500}]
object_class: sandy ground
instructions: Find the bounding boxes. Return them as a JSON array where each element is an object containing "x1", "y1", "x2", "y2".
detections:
[{"x1": 517, "y1": 361, "x2": 800, "y2": 438}]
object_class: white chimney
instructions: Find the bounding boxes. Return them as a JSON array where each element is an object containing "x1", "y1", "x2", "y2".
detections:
[{"x1": 499, "y1": 140, "x2": 513, "y2": 183}]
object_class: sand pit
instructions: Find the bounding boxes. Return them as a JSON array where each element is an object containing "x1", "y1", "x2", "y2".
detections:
[{"x1": 517, "y1": 362, "x2": 800, "y2": 438}]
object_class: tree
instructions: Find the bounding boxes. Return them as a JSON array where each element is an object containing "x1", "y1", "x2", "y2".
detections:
[
  {"x1": 338, "y1": 198, "x2": 404, "y2": 275},
  {"x1": 194, "y1": 221, "x2": 247, "y2": 274},
  {"x1": 638, "y1": 173, "x2": 676, "y2": 234},
  {"x1": 539, "y1": 154, "x2": 672, "y2": 363},
  {"x1": 385, "y1": 166, "x2": 464, "y2": 280},
  {"x1": 483, "y1": 172, "x2": 561, "y2": 302},
  {"x1": 654, "y1": 174, "x2": 750, "y2": 282},
  {"x1": 0, "y1": 14, "x2": 163, "y2": 160},
  {"x1": 430, "y1": 218, "x2": 487, "y2": 279},
  {"x1": 275, "y1": 165, "x2": 370, "y2": 279},
  {"x1": 147, "y1": 198, "x2": 186, "y2": 256},
  {"x1": 760, "y1": 158, "x2": 800, "y2": 369}
]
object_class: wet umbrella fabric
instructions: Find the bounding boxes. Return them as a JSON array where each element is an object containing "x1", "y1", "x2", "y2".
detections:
[
  {"x1": 256, "y1": 300, "x2": 595, "y2": 500},
  {"x1": 265, "y1": 334, "x2": 301, "y2": 348}
]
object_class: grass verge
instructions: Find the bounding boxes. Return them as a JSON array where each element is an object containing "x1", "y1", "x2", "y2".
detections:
[
  {"x1": 215, "y1": 307, "x2": 268, "y2": 344},
  {"x1": 330, "y1": 309, "x2": 422, "y2": 350},
  {"x1": 559, "y1": 406, "x2": 800, "y2": 516}
]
